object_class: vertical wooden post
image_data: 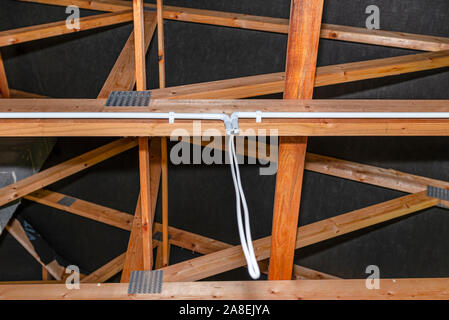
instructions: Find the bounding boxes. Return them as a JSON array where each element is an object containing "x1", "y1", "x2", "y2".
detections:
[
  {"x1": 133, "y1": 0, "x2": 146, "y2": 90},
  {"x1": 157, "y1": 0, "x2": 166, "y2": 88},
  {"x1": 157, "y1": 0, "x2": 170, "y2": 267},
  {"x1": 133, "y1": 0, "x2": 153, "y2": 270},
  {"x1": 0, "y1": 52, "x2": 10, "y2": 98},
  {"x1": 121, "y1": 139, "x2": 161, "y2": 282},
  {"x1": 268, "y1": 0, "x2": 324, "y2": 280}
]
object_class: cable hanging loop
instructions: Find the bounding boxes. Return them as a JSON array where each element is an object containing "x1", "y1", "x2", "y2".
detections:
[{"x1": 227, "y1": 133, "x2": 260, "y2": 280}]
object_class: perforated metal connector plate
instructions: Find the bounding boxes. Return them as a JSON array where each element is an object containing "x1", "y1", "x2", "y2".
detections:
[
  {"x1": 57, "y1": 196, "x2": 76, "y2": 207},
  {"x1": 128, "y1": 270, "x2": 163, "y2": 294},
  {"x1": 427, "y1": 186, "x2": 449, "y2": 202},
  {"x1": 105, "y1": 91, "x2": 152, "y2": 107}
]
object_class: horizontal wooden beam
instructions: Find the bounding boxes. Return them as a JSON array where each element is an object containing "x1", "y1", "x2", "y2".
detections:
[
  {"x1": 0, "y1": 138, "x2": 137, "y2": 207},
  {"x1": 150, "y1": 50, "x2": 449, "y2": 99},
  {"x1": 305, "y1": 153, "x2": 449, "y2": 207},
  {"x1": 5, "y1": 98, "x2": 449, "y2": 113},
  {"x1": 25, "y1": 189, "x2": 133, "y2": 231},
  {"x1": 1, "y1": 99, "x2": 449, "y2": 136},
  {"x1": 19, "y1": 0, "x2": 449, "y2": 51},
  {"x1": 160, "y1": 192, "x2": 438, "y2": 282},
  {"x1": 0, "y1": 10, "x2": 133, "y2": 47},
  {"x1": 3, "y1": 278, "x2": 449, "y2": 299},
  {"x1": 190, "y1": 139, "x2": 449, "y2": 208}
]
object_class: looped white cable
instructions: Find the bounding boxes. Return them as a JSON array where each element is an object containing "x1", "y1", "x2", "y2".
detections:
[{"x1": 227, "y1": 134, "x2": 260, "y2": 279}]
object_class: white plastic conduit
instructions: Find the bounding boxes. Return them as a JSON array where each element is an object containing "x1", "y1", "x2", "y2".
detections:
[
  {"x1": 4, "y1": 110, "x2": 449, "y2": 280},
  {"x1": 230, "y1": 111, "x2": 449, "y2": 133}
]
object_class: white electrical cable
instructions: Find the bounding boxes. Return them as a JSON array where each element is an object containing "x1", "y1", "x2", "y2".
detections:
[{"x1": 227, "y1": 134, "x2": 260, "y2": 280}]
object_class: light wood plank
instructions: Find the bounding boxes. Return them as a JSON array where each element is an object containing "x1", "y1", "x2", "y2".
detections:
[
  {"x1": 132, "y1": 0, "x2": 153, "y2": 271},
  {"x1": 2, "y1": 99, "x2": 449, "y2": 136},
  {"x1": 9, "y1": 89, "x2": 46, "y2": 99},
  {"x1": 25, "y1": 189, "x2": 133, "y2": 231},
  {"x1": 160, "y1": 192, "x2": 438, "y2": 282},
  {"x1": 0, "y1": 11, "x2": 133, "y2": 47},
  {"x1": 0, "y1": 52, "x2": 9, "y2": 98},
  {"x1": 121, "y1": 196, "x2": 143, "y2": 282},
  {"x1": 138, "y1": 137, "x2": 153, "y2": 270},
  {"x1": 157, "y1": 0, "x2": 170, "y2": 269},
  {"x1": 20, "y1": 1, "x2": 449, "y2": 52},
  {"x1": 305, "y1": 153, "x2": 449, "y2": 207},
  {"x1": 5, "y1": 278, "x2": 449, "y2": 299}
]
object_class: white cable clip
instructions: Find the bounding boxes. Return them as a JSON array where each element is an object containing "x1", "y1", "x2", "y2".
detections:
[
  {"x1": 255, "y1": 111, "x2": 262, "y2": 123},
  {"x1": 168, "y1": 112, "x2": 175, "y2": 124}
]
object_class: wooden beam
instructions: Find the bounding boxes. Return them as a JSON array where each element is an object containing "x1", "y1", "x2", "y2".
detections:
[
  {"x1": 160, "y1": 192, "x2": 438, "y2": 282},
  {"x1": 320, "y1": 24, "x2": 449, "y2": 52},
  {"x1": 292, "y1": 265, "x2": 340, "y2": 280},
  {"x1": 191, "y1": 137, "x2": 449, "y2": 208},
  {"x1": 9, "y1": 89, "x2": 46, "y2": 99},
  {"x1": 121, "y1": 138, "x2": 161, "y2": 282},
  {"x1": 18, "y1": 0, "x2": 132, "y2": 12},
  {"x1": 0, "y1": 280, "x2": 63, "y2": 285},
  {"x1": 0, "y1": 52, "x2": 9, "y2": 98},
  {"x1": 138, "y1": 137, "x2": 153, "y2": 270},
  {"x1": 156, "y1": 0, "x2": 166, "y2": 89},
  {"x1": 154, "y1": 242, "x2": 170, "y2": 269},
  {"x1": 132, "y1": 0, "x2": 153, "y2": 271},
  {"x1": 3, "y1": 99, "x2": 449, "y2": 136},
  {"x1": 149, "y1": 50, "x2": 449, "y2": 100},
  {"x1": 5, "y1": 219, "x2": 65, "y2": 280},
  {"x1": 6, "y1": 98, "x2": 449, "y2": 113},
  {"x1": 121, "y1": 196, "x2": 144, "y2": 282},
  {"x1": 4, "y1": 278, "x2": 449, "y2": 299},
  {"x1": 269, "y1": 0, "x2": 324, "y2": 280},
  {"x1": 305, "y1": 153, "x2": 449, "y2": 207},
  {"x1": 81, "y1": 253, "x2": 126, "y2": 283},
  {"x1": 133, "y1": 0, "x2": 146, "y2": 91},
  {"x1": 25, "y1": 189, "x2": 133, "y2": 231},
  {"x1": 161, "y1": 137, "x2": 169, "y2": 267},
  {"x1": 20, "y1": 1, "x2": 449, "y2": 51},
  {"x1": 157, "y1": 0, "x2": 170, "y2": 269},
  {"x1": 0, "y1": 138, "x2": 137, "y2": 207},
  {"x1": 97, "y1": 13, "x2": 156, "y2": 98},
  {"x1": 42, "y1": 267, "x2": 51, "y2": 281},
  {"x1": 0, "y1": 11, "x2": 133, "y2": 47}
]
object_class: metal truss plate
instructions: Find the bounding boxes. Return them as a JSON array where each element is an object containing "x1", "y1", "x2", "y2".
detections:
[
  {"x1": 128, "y1": 270, "x2": 163, "y2": 294},
  {"x1": 105, "y1": 91, "x2": 152, "y2": 107}
]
